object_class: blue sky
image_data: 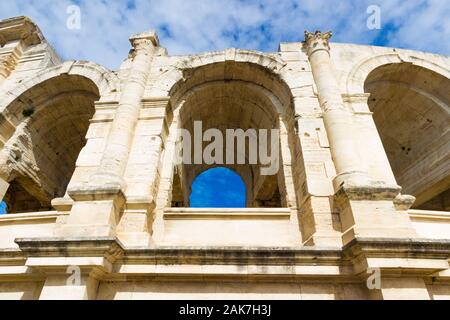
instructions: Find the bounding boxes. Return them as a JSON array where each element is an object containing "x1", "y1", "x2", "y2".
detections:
[
  {"x1": 0, "y1": 1, "x2": 449, "y2": 70},
  {"x1": 0, "y1": 1, "x2": 449, "y2": 209},
  {"x1": 190, "y1": 168, "x2": 246, "y2": 208}
]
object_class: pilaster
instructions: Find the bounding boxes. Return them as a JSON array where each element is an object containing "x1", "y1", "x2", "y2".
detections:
[
  {"x1": 304, "y1": 31, "x2": 418, "y2": 244},
  {"x1": 90, "y1": 30, "x2": 160, "y2": 189},
  {"x1": 304, "y1": 30, "x2": 372, "y2": 190},
  {"x1": 60, "y1": 31, "x2": 161, "y2": 238}
]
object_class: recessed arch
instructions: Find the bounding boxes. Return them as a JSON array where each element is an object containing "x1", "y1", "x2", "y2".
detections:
[
  {"x1": 0, "y1": 61, "x2": 119, "y2": 147},
  {"x1": 0, "y1": 65, "x2": 113, "y2": 213},
  {"x1": 0, "y1": 61, "x2": 118, "y2": 109},
  {"x1": 169, "y1": 59, "x2": 293, "y2": 118},
  {"x1": 364, "y1": 62, "x2": 450, "y2": 210},
  {"x1": 161, "y1": 58, "x2": 299, "y2": 209},
  {"x1": 347, "y1": 53, "x2": 450, "y2": 94}
]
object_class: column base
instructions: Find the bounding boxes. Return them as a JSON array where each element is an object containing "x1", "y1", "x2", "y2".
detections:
[
  {"x1": 55, "y1": 183, "x2": 126, "y2": 238},
  {"x1": 332, "y1": 171, "x2": 373, "y2": 192},
  {"x1": 300, "y1": 196, "x2": 343, "y2": 247},
  {"x1": 116, "y1": 196, "x2": 155, "y2": 247},
  {"x1": 334, "y1": 181, "x2": 417, "y2": 245}
]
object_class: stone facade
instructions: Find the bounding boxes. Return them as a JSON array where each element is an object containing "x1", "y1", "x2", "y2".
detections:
[{"x1": 0, "y1": 16, "x2": 449, "y2": 300}]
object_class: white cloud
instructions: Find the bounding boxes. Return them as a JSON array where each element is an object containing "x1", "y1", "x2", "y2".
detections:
[{"x1": 0, "y1": 0, "x2": 449, "y2": 70}]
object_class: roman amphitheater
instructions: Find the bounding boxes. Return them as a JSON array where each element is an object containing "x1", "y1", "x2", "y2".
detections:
[{"x1": 0, "y1": 16, "x2": 449, "y2": 300}]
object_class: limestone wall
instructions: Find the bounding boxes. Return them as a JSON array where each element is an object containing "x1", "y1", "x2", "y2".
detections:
[{"x1": 0, "y1": 17, "x2": 448, "y2": 300}]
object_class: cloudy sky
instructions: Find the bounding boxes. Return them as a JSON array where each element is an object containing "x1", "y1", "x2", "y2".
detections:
[{"x1": 1, "y1": 0, "x2": 449, "y2": 70}]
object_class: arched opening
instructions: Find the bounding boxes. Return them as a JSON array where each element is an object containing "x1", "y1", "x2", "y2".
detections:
[
  {"x1": 166, "y1": 60, "x2": 296, "y2": 209},
  {"x1": 365, "y1": 63, "x2": 450, "y2": 211},
  {"x1": 189, "y1": 167, "x2": 246, "y2": 208},
  {"x1": 0, "y1": 74, "x2": 99, "y2": 213}
]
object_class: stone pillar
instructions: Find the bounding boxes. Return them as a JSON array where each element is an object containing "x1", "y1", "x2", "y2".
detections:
[
  {"x1": 304, "y1": 31, "x2": 372, "y2": 191},
  {"x1": 304, "y1": 31, "x2": 417, "y2": 245},
  {"x1": 61, "y1": 31, "x2": 160, "y2": 237},
  {"x1": 116, "y1": 98, "x2": 170, "y2": 247},
  {"x1": 90, "y1": 30, "x2": 160, "y2": 189}
]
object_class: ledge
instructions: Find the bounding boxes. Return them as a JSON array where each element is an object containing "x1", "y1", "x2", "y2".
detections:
[
  {"x1": 0, "y1": 248, "x2": 25, "y2": 264},
  {"x1": 1, "y1": 237, "x2": 449, "y2": 280},
  {"x1": 408, "y1": 209, "x2": 450, "y2": 221},
  {"x1": 164, "y1": 208, "x2": 291, "y2": 220},
  {"x1": 14, "y1": 237, "x2": 125, "y2": 263},
  {"x1": 335, "y1": 181, "x2": 401, "y2": 201},
  {"x1": 344, "y1": 237, "x2": 450, "y2": 259},
  {"x1": 67, "y1": 181, "x2": 126, "y2": 202},
  {"x1": 123, "y1": 245, "x2": 344, "y2": 265},
  {"x1": 0, "y1": 211, "x2": 66, "y2": 223},
  {"x1": 11, "y1": 236, "x2": 450, "y2": 262}
]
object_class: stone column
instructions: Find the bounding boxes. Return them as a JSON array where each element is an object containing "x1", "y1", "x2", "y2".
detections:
[
  {"x1": 304, "y1": 31, "x2": 372, "y2": 191},
  {"x1": 304, "y1": 31, "x2": 418, "y2": 245},
  {"x1": 89, "y1": 30, "x2": 159, "y2": 190},
  {"x1": 61, "y1": 31, "x2": 160, "y2": 237}
]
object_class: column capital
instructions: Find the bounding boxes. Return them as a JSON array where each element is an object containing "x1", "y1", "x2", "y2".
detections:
[
  {"x1": 129, "y1": 30, "x2": 159, "y2": 53},
  {"x1": 304, "y1": 30, "x2": 333, "y2": 56}
]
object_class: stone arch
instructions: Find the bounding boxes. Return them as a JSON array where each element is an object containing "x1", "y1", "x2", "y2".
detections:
[
  {"x1": 176, "y1": 49, "x2": 287, "y2": 72},
  {"x1": 0, "y1": 60, "x2": 119, "y2": 106},
  {"x1": 173, "y1": 52, "x2": 290, "y2": 107},
  {"x1": 0, "y1": 61, "x2": 117, "y2": 213},
  {"x1": 346, "y1": 53, "x2": 450, "y2": 94},
  {"x1": 0, "y1": 61, "x2": 119, "y2": 145},
  {"x1": 160, "y1": 56, "x2": 298, "y2": 209},
  {"x1": 363, "y1": 61, "x2": 450, "y2": 211},
  {"x1": 155, "y1": 49, "x2": 291, "y2": 108}
]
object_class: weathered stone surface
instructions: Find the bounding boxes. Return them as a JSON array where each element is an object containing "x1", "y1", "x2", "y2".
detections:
[{"x1": 0, "y1": 17, "x2": 448, "y2": 300}]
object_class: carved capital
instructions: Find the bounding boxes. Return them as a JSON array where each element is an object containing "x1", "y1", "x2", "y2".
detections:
[
  {"x1": 129, "y1": 30, "x2": 159, "y2": 56},
  {"x1": 304, "y1": 30, "x2": 333, "y2": 56}
]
